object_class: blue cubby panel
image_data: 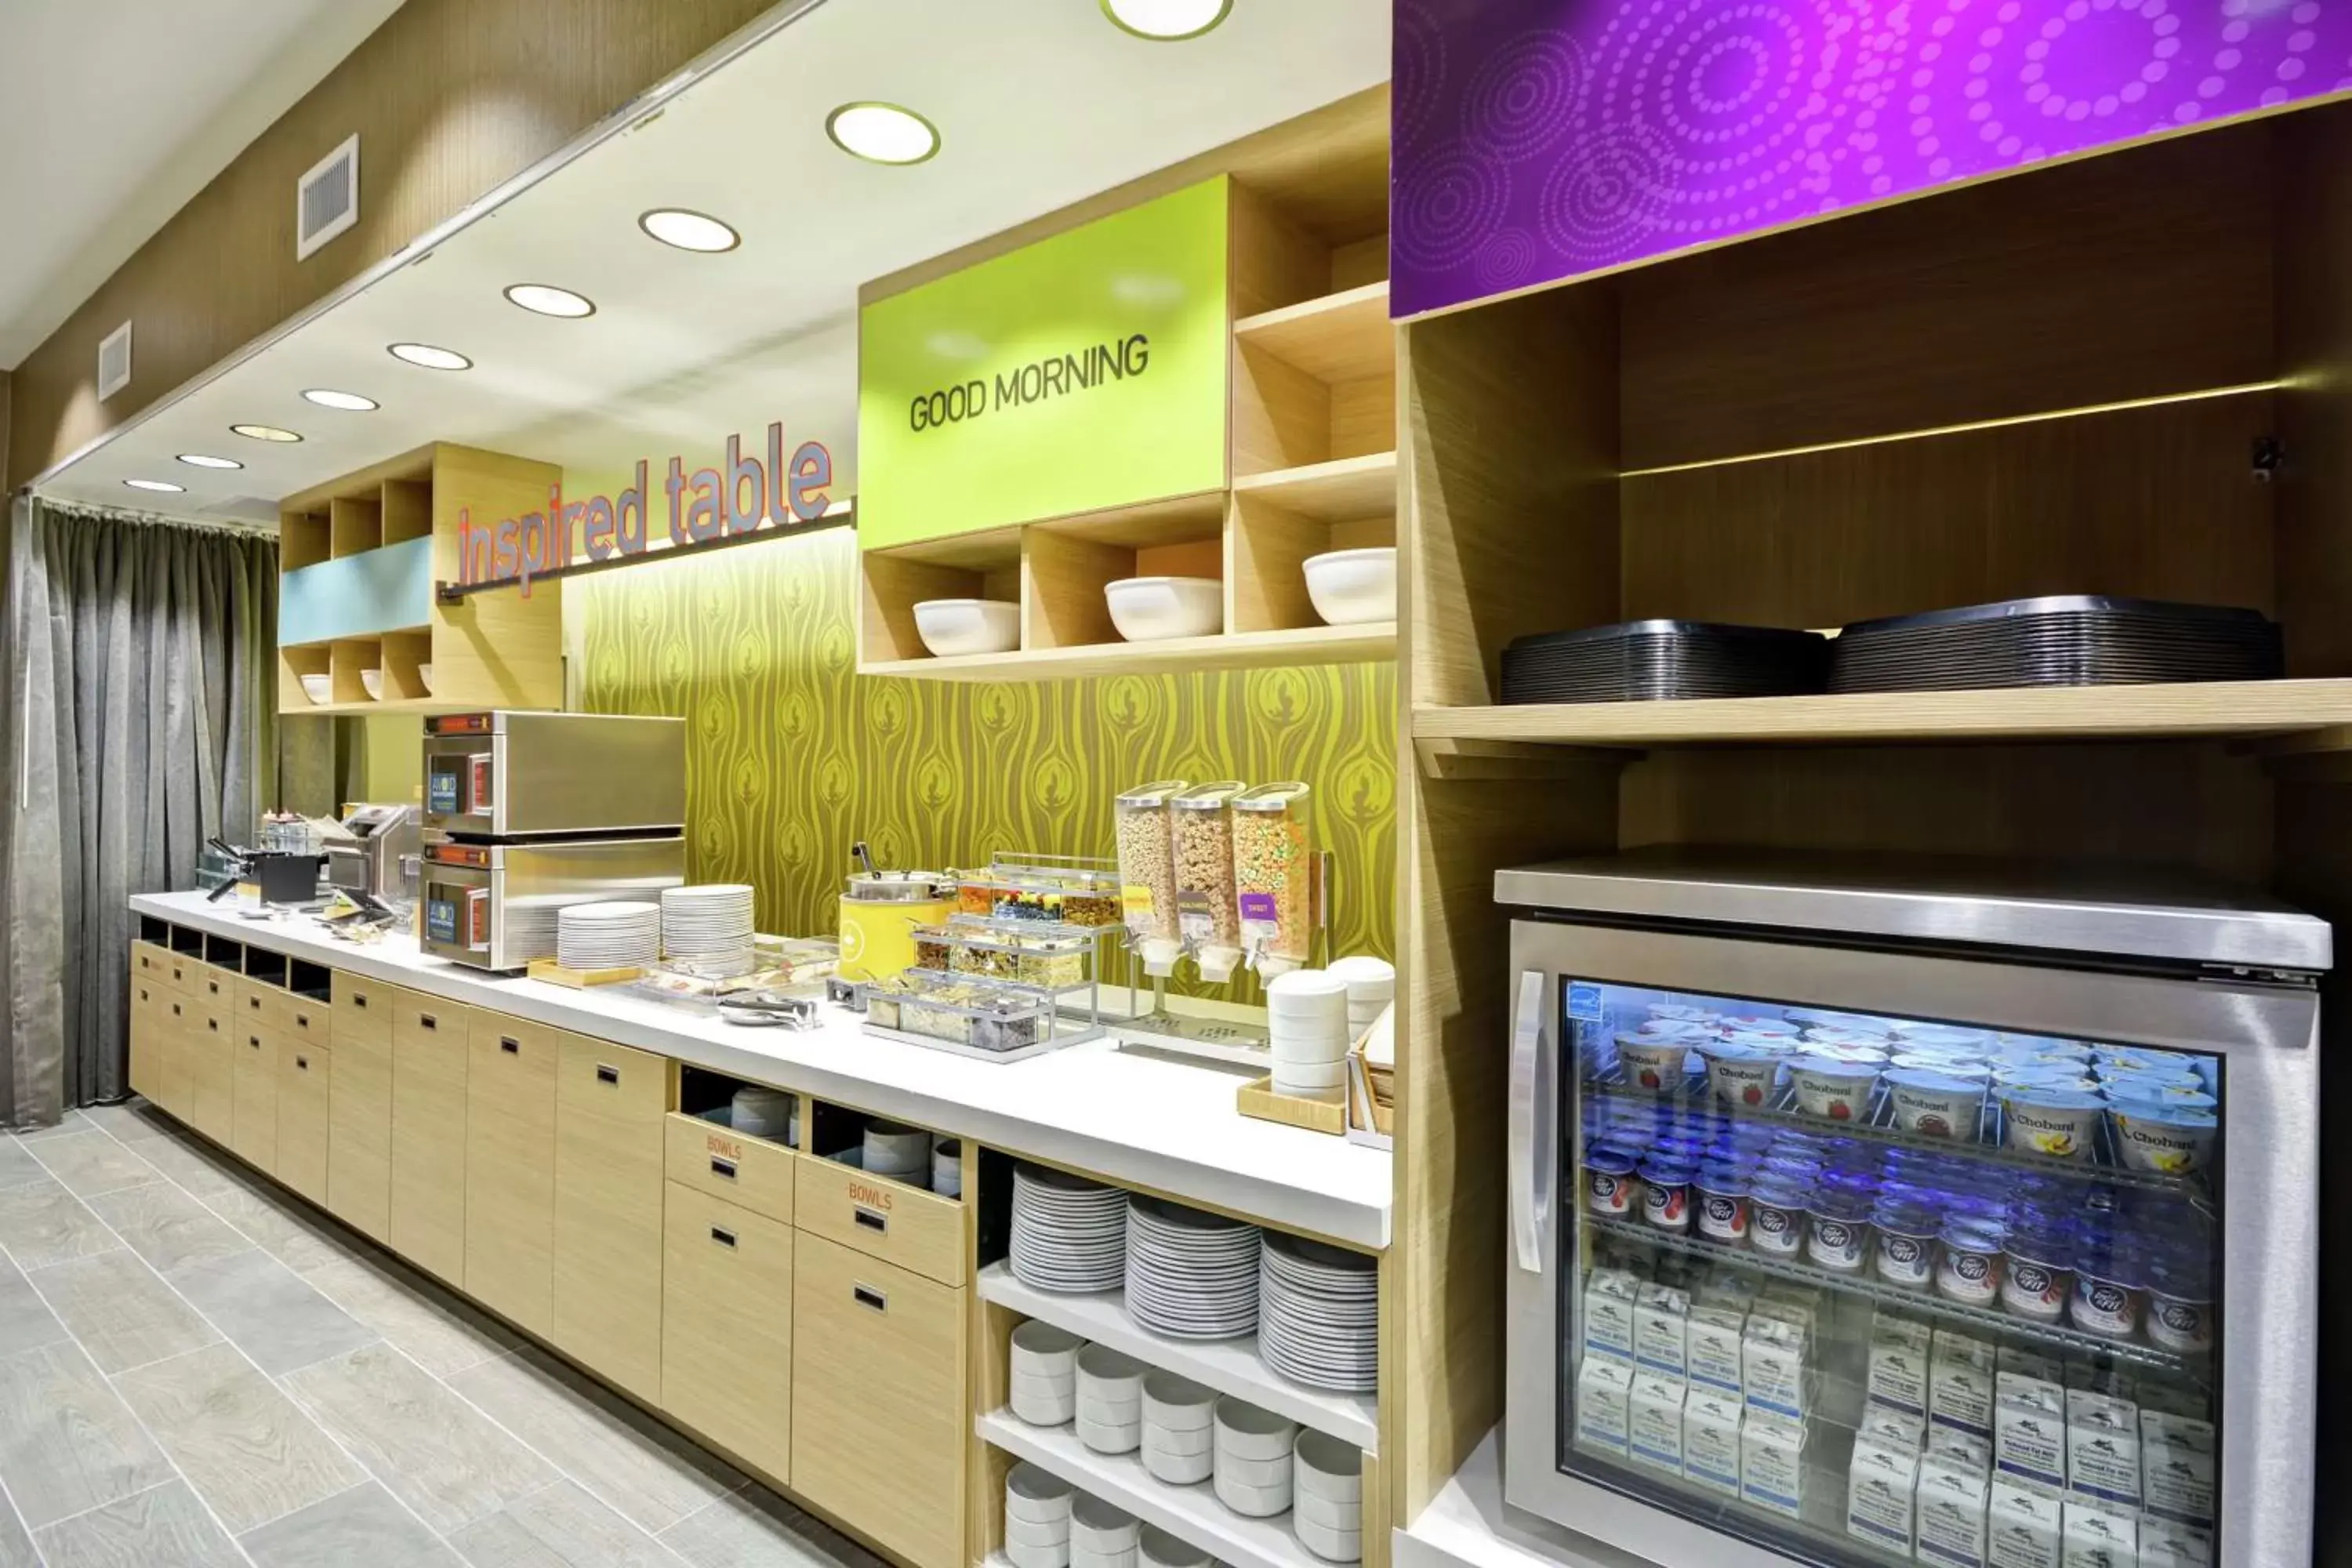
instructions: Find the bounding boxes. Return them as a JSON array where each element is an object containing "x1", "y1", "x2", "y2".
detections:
[{"x1": 279, "y1": 537, "x2": 435, "y2": 645}]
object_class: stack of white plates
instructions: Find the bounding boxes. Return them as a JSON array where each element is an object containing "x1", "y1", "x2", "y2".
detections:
[
  {"x1": 1327, "y1": 956, "x2": 1396, "y2": 1038},
  {"x1": 1293, "y1": 1433, "x2": 1365, "y2": 1563},
  {"x1": 1140, "y1": 1527, "x2": 1210, "y2": 1568},
  {"x1": 863, "y1": 1122, "x2": 931, "y2": 1180},
  {"x1": 555, "y1": 902, "x2": 661, "y2": 971},
  {"x1": 1269, "y1": 971, "x2": 1350, "y2": 1102},
  {"x1": 1213, "y1": 1399, "x2": 1297, "y2": 1519},
  {"x1": 1141, "y1": 1371, "x2": 1216, "y2": 1485},
  {"x1": 660, "y1": 884, "x2": 756, "y2": 970},
  {"x1": 1071, "y1": 1494, "x2": 1141, "y2": 1568},
  {"x1": 932, "y1": 1138, "x2": 963, "y2": 1198},
  {"x1": 1076, "y1": 1344, "x2": 1145, "y2": 1454},
  {"x1": 1011, "y1": 1165, "x2": 1128, "y2": 1294},
  {"x1": 1010, "y1": 1320, "x2": 1083, "y2": 1426},
  {"x1": 730, "y1": 1086, "x2": 797, "y2": 1145},
  {"x1": 1259, "y1": 1233, "x2": 1377, "y2": 1394},
  {"x1": 1004, "y1": 1464, "x2": 1075, "y2": 1568},
  {"x1": 1125, "y1": 1197, "x2": 1259, "y2": 1340}
]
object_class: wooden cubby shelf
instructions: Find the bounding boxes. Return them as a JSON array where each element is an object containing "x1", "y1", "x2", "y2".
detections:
[
  {"x1": 1234, "y1": 280, "x2": 1392, "y2": 383},
  {"x1": 863, "y1": 621, "x2": 1393, "y2": 683},
  {"x1": 1232, "y1": 451, "x2": 1397, "y2": 522}
]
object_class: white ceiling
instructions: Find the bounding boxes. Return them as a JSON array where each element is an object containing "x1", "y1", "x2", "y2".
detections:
[
  {"x1": 31, "y1": 0, "x2": 1391, "y2": 518},
  {"x1": 0, "y1": 0, "x2": 406, "y2": 368}
]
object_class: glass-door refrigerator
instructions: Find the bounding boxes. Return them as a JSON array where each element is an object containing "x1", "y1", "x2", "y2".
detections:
[{"x1": 1495, "y1": 851, "x2": 2327, "y2": 1568}]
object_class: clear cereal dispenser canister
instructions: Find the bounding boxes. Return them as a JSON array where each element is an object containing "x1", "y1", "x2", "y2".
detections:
[
  {"x1": 1115, "y1": 781, "x2": 1188, "y2": 977},
  {"x1": 1232, "y1": 782, "x2": 1314, "y2": 978},
  {"x1": 1171, "y1": 781, "x2": 1247, "y2": 982}
]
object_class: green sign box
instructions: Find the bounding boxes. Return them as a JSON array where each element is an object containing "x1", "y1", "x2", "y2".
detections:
[{"x1": 858, "y1": 176, "x2": 1231, "y2": 551}]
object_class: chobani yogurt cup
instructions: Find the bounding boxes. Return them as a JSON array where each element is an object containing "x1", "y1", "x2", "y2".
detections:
[
  {"x1": 1936, "y1": 1218, "x2": 2006, "y2": 1305},
  {"x1": 2001, "y1": 1228, "x2": 2074, "y2": 1322},
  {"x1": 1789, "y1": 1057, "x2": 1881, "y2": 1123},
  {"x1": 1749, "y1": 1177, "x2": 1810, "y2": 1256},
  {"x1": 1582, "y1": 1147, "x2": 1639, "y2": 1216},
  {"x1": 1996, "y1": 1064, "x2": 2103, "y2": 1093},
  {"x1": 1638, "y1": 1158, "x2": 1694, "y2": 1233},
  {"x1": 1891, "y1": 1053, "x2": 1992, "y2": 1079},
  {"x1": 1632, "y1": 1018, "x2": 1712, "y2": 1042},
  {"x1": 1885, "y1": 1069, "x2": 1987, "y2": 1140},
  {"x1": 1697, "y1": 1041, "x2": 1781, "y2": 1109},
  {"x1": 2100, "y1": 1079, "x2": 2218, "y2": 1115},
  {"x1": 2146, "y1": 1254, "x2": 2215, "y2": 1354},
  {"x1": 2110, "y1": 1103, "x2": 2220, "y2": 1175},
  {"x1": 1893, "y1": 1023, "x2": 1994, "y2": 1054},
  {"x1": 1998, "y1": 1087, "x2": 2104, "y2": 1160},
  {"x1": 1614, "y1": 1033, "x2": 1693, "y2": 1094}
]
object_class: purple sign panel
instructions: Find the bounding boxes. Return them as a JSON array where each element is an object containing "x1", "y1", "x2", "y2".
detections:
[{"x1": 1392, "y1": 0, "x2": 2352, "y2": 317}]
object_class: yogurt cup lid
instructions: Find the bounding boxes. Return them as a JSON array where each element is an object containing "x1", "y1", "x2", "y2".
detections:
[
  {"x1": 1998, "y1": 1085, "x2": 2105, "y2": 1111},
  {"x1": 1871, "y1": 1199, "x2": 1941, "y2": 1232},
  {"x1": 1940, "y1": 1217, "x2": 2005, "y2": 1248},
  {"x1": 1633, "y1": 1019, "x2": 1713, "y2": 1040},
  {"x1": 1583, "y1": 1148, "x2": 1638, "y2": 1175},
  {"x1": 1646, "y1": 1003, "x2": 1718, "y2": 1022},
  {"x1": 1895, "y1": 1023, "x2": 1994, "y2": 1049},
  {"x1": 1790, "y1": 1054, "x2": 1882, "y2": 1079},
  {"x1": 1717, "y1": 1014, "x2": 1798, "y2": 1034},
  {"x1": 1809, "y1": 1190, "x2": 1875, "y2": 1220},
  {"x1": 1694, "y1": 1038, "x2": 1765, "y2": 1062},
  {"x1": 1784, "y1": 1008, "x2": 1896, "y2": 1034},
  {"x1": 1886, "y1": 1067, "x2": 1987, "y2": 1095},
  {"x1": 2111, "y1": 1102, "x2": 2220, "y2": 1130},
  {"x1": 2102, "y1": 1083, "x2": 2219, "y2": 1112},
  {"x1": 1695, "y1": 1163, "x2": 1752, "y2": 1193},
  {"x1": 2145, "y1": 1251, "x2": 2212, "y2": 1298},
  {"x1": 1637, "y1": 1156, "x2": 1695, "y2": 1182}
]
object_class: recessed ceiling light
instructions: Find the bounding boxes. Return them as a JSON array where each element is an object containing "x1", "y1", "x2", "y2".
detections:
[
  {"x1": 505, "y1": 283, "x2": 597, "y2": 318},
  {"x1": 388, "y1": 343, "x2": 472, "y2": 371},
  {"x1": 176, "y1": 453, "x2": 243, "y2": 470},
  {"x1": 303, "y1": 389, "x2": 378, "y2": 412},
  {"x1": 825, "y1": 102, "x2": 940, "y2": 165},
  {"x1": 639, "y1": 209, "x2": 740, "y2": 252},
  {"x1": 125, "y1": 479, "x2": 185, "y2": 494},
  {"x1": 231, "y1": 424, "x2": 303, "y2": 443},
  {"x1": 1102, "y1": 0, "x2": 1232, "y2": 39}
]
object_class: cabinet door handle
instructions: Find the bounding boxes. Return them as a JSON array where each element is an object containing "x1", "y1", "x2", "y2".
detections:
[
  {"x1": 710, "y1": 1226, "x2": 737, "y2": 1249},
  {"x1": 206, "y1": 1018, "x2": 219, "y2": 1034},
  {"x1": 854, "y1": 1205, "x2": 888, "y2": 1235},
  {"x1": 296, "y1": 1056, "x2": 310, "y2": 1072},
  {"x1": 170, "y1": 1004, "x2": 182, "y2": 1018},
  {"x1": 353, "y1": 995, "x2": 367, "y2": 1009},
  {"x1": 248, "y1": 1036, "x2": 261, "y2": 1050},
  {"x1": 710, "y1": 1156, "x2": 738, "y2": 1181},
  {"x1": 248, "y1": 996, "x2": 261, "y2": 1011},
  {"x1": 294, "y1": 1014, "x2": 310, "y2": 1030},
  {"x1": 419, "y1": 1014, "x2": 437, "y2": 1031},
  {"x1": 595, "y1": 1064, "x2": 620, "y2": 1086},
  {"x1": 1508, "y1": 968, "x2": 1552, "y2": 1276},
  {"x1": 853, "y1": 1283, "x2": 888, "y2": 1313},
  {"x1": 500, "y1": 1037, "x2": 520, "y2": 1054}
]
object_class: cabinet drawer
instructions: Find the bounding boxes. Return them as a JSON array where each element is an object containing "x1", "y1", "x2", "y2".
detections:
[
  {"x1": 128, "y1": 981, "x2": 164, "y2": 1102},
  {"x1": 189, "y1": 961, "x2": 238, "y2": 1011},
  {"x1": 665, "y1": 1112, "x2": 797, "y2": 1227},
  {"x1": 465, "y1": 1016, "x2": 558, "y2": 1337},
  {"x1": 235, "y1": 980, "x2": 289, "y2": 1035},
  {"x1": 231, "y1": 1022, "x2": 278, "y2": 1174},
  {"x1": 389, "y1": 999, "x2": 472, "y2": 1283},
  {"x1": 184, "y1": 1000, "x2": 234, "y2": 1143},
  {"x1": 791, "y1": 1232, "x2": 965, "y2": 1568},
  {"x1": 157, "y1": 994, "x2": 197, "y2": 1115},
  {"x1": 281, "y1": 993, "x2": 329, "y2": 1047},
  {"x1": 132, "y1": 942, "x2": 180, "y2": 993},
  {"x1": 795, "y1": 1151, "x2": 965, "y2": 1288},
  {"x1": 662, "y1": 1183, "x2": 793, "y2": 1481},
  {"x1": 552, "y1": 1033, "x2": 670, "y2": 1404},
  {"x1": 277, "y1": 1040, "x2": 331, "y2": 1206},
  {"x1": 332, "y1": 971, "x2": 400, "y2": 1048},
  {"x1": 328, "y1": 1010, "x2": 394, "y2": 1243}
]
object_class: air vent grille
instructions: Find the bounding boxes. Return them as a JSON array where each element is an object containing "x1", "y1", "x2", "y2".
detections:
[
  {"x1": 97, "y1": 321, "x2": 132, "y2": 401},
  {"x1": 296, "y1": 134, "x2": 360, "y2": 260}
]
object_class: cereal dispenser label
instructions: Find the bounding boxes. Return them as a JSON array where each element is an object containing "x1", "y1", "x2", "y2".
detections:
[
  {"x1": 1176, "y1": 889, "x2": 1215, "y2": 938},
  {"x1": 1239, "y1": 891, "x2": 1279, "y2": 928},
  {"x1": 1121, "y1": 884, "x2": 1155, "y2": 915}
]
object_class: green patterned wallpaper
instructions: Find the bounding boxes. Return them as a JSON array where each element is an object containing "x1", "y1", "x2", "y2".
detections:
[{"x1": 575, "y1": 529, "x2": 1396, "y2": 999}]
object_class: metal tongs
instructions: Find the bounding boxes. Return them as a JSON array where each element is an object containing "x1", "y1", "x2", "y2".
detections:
[{"x1": 717, "y1": 990, "x2": 819, "y2": 1029}]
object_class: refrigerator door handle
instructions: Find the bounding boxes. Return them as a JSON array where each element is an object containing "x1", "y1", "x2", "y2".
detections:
[{"x1": 1509, "y1": 967, "x2": 1551, "y2": 1274}]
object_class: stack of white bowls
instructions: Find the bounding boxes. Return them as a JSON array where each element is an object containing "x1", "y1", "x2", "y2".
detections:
[
  {"x1": 555, "y1": 902, "x2": 662, "y2": 971},
  {"x1": 1212, "y1": 1399, "x2": 1298, "y2": 1519},
  {"x1": 862, "y1": 1122, "x2": 931, "y2": 1181},
  {"x1": 932, "y1": 1138, "x2": 963, "y2": 1198},
  {"x1": 1327, "y1": 956, "x2": 1396, "y2": 1039},
  {"x1": 1075, "y1": 1344, "x2": 1146, "y2": 1454},
  {"x1": 1139, "y1": 1527, "x2": 1210, "y2": 1568},
  {"x1": 659, "y1": 884, "x2": 756, "y2": 971},
  {"x1": 1009, "y1": 1321, "x2": 1083, "y2": 1426},
  {"x1": 1140, "y1": 1372, "x2": 1217, "y2": 1485},
  {"x1": 1004, "y1": 1464, "x2": 1076, "y2": 1568},
  {"x1": 1071, "y1": 1495, "x2": 1141, "y2": 1568},
  {"x1": 730, "y1": 1086, "x2": 797, "y2": 1146},
  {"x1": 1292, "y1": 1433, "x2": 1365, "y2": 1563},
  {"x1": 1269, "y1": 971, "x2": 1351, "y2": 1102}
]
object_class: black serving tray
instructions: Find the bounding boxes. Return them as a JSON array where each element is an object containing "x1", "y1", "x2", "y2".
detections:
[
  {"x1": 1501, "y1": 620, "x2": 1831, "y2": 705},
  {"x1": 1828, "y1": 596, "x2": 2282, "y2": 694}
]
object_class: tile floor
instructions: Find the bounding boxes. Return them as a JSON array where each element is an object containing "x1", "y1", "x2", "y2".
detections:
[{"x1": 0, "y1": 1098, "x2": 887, "y2": 1568}]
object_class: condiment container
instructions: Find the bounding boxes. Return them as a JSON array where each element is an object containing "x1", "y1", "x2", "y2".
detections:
[
  {"x1": 1232, "y1": 782, "x2": 1314, "y2": 977},
  {"x1": 838, "y1": 870, "x2": 955, "y2": 983},
  {"x1": 1170, "y1": 782, "x2": 1246, "y2": 979},
  {"x1": 1115, "y1": 782, "x2": 1187, "y2": 975}
]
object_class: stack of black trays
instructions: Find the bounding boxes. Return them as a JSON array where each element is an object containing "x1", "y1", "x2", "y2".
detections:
[
  {"x1": 1827, "y1": 596, "x2": 2283, "y2": 694},
  {"x1": 1499, "y1": 621, "x2": 1832, "y2": 705}
]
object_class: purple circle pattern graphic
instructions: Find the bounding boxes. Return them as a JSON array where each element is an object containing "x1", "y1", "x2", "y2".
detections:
[{"x1": 1393, "y1": 0, "x2": 2352, "y2": 315}]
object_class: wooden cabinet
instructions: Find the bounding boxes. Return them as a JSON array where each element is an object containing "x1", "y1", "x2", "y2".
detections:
[
  {"x1": 464, "y1": 1015, "x2": 558, "y2": 1337},
  {"x1": 662, "y1": 1183, "x2": 793, "y2": 1483},
  {"x1": 185, "y1": 1000, "x2": 234, "y2": 1144},
  {"x1": 231, "y1": 1023, "x2": 278, "y2": 1173},
  {"x1": 796, "y1": 1149, "x2": 966, "y2": 1287},
  {"x1": 664, "y1": 1112, "x2": 797, "y2": 1226},
  {"x1": 276, "y1": 1039, "x2": 331, "y2": 1206},
  {"x1": 128, "y1": 980, "x2": 163, "y2": 1102},
  {"x1": 389, "y1": 996, "x2": 471, "y2": 1283},
  {"x1": 132, "y1": 941, "x2": 178, "y2": 993},
  {"x1": 157, "y1": 995, "x2": 194, "y2": 1116},
  {"x1": 791, "y1": 1232, "x2": 966, "y2": 1568},
  {"x1": 327, "y1": 973, "x2": 398, "y2": 1242},
  {"x1": 189, "y1": 961, "x2": 236, "y2": 1011},
  {"x1": 551, "y1": 1036, "x2": 669, "y2": 1403}
]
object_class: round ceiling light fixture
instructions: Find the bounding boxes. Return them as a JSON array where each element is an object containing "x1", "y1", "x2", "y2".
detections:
[
  {"x1": 230, "y1": 424, "x2": 303, "y2": 443},
  {"x1": 825, "y1": 102, "x2": 941, "y2": 165},
  {"x1": 638, "y1": 209, "x2": 741, "y2": 252},
  {"x1": 125, "y1": 479, "x2": 186, "y2": 494},
  {"x1": 1102, "y1": 0, "x2": 1232, "y2": 39},
  {"x1": 504, "y1": 283, "x2": 597, "y2": 318},
  {"x1": 303, "y1": 389, "x2": 379, "y2": 412},
  {"x1": 388, "y1": 343, "x2": 472, "y2": 371},
  {"x1": 176, "y1": 453, "x2": 243, "y2": 470}
]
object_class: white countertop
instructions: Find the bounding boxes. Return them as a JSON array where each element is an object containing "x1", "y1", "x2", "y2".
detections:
[{"x1": 133, "y1": 891, "x2": 1392, "y2": 1248}]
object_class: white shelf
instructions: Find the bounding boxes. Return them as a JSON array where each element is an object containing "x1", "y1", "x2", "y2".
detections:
[
  {"x1": 978, "y1": 1408, "x2": 1334, "y2": 1568},
  {"x1": 980, "y1": 1262, "x2": 1377, "y2": 1453}
]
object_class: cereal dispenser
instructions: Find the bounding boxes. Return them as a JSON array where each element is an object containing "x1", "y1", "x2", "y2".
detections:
[
  {"x1": 1232, "y1": 782, "x2": 1313, "y2": 978},
  {"x1": 1115, "y1": 781, "x2": 1187, "y2": 977},
  {"x1": 1171, "y1": 781, "x2": 1246, "y2": 982}
]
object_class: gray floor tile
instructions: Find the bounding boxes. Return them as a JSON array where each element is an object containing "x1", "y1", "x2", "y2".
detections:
[
  {"x1": 280, "y1": 1342, "x2": 552, "y2": 1534},
  {"x1": 0, "y1": 1180, "x2": 122, "y2": 1271},
  {"x1": 25, "y1": 1249, "x2": 218, "y2": 1374},
  {"x1": 199, "y1": 1181, "x2": 358, "y2": 1275},
  {"x1": 32, "y1": 1479, "x2": 242, "y2": 1567},
  {"x1": 87, "y1": 1181, "x2": 254, "y2": 1273},
  {"x1": 0, "y1": 1141, "x2": 49, "y2": 1192},
  {"x1": 123, "y1": 1133, "x2": 249, "y2": 1200},
  {"x1": 114, "y1": 1341, "x2": 363, "y2": 1534},
  {"x1": 165, "y1": 1249, "x2": 376, "y2": 1377},
  {"x1": 0, "y1": 1490, "x2": 35, "y2": 1568},
  {"x1": 13, "y1": 1109, "x2": 93, "y2": 1144},
  {"x1": 0, "y1": 1258, "x2": 69, "y2": 1360},
  {"x1": 77, "y1": 1099, "x2": 176, "y2": 1144},
  {"x1": 305, "y1": 1253, "x2": 519, "y2": 1379},
  {"x1": 24, "y1": 1132, "x2": 161, "y2": 1200},
  {"x1": 0, "y1": 1341, "x2": 172, "y2": 1527},
  {"x1": 659, "y1": 1487, "x2": 883, "y2": 1568},
  {"x1": 240, "y1": 1480, "x2": 465, "y2": 1567},
  {"x1": 448, "y1": 1348, "x2": 741, "y2": 1534},
  {"x1": 451, "y1": 1479, "x2": 688, "y2": 1567}
]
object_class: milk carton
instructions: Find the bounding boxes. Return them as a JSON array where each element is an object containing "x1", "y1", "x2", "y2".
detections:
[
  {"x1": 1753, "y1": 1288, "x2": 1821, "y2": 1341},
  {"x1": 2001, "y1": 1345, "x2": 2066, "y2": 1386},
  {"x1": 2132, "y1": 1379, "x2": 2206, "y2": 1422},
  {"x1": 1846, "y1": 1436, "x2": 1919, "y2": 1555},
  {"x1": 1632, "y1": 1283, "x2": 1690, "y2": 1380},
  {"x1": 1917, "y1": 1450, "x2": 1993, "y2": 1568},
  {"x1": 1682, "y1": 1392, "x2": 1744, "y2": 1499},
  {"x1": 1740, "y1": 1411, "x2": 1806, "y2": 1520},
  {"x1": 2065, "y1": 1391, "x2": 2142, "y2": 1510},
  {"x1": 2136, "y1": 1515, "x2": 2213, "y2": 1568},
  {"x1": 1584, "y1": 1269, "x2": 1639, "y2": 1362},
  {"x1": 1988, "y1": 1480, "x2": 2066, "y2": 1568},
  {"x1": 1575, "y1": 1358, "x2": 1632, "y2": 1455},
  {"x1": 1685, "y1": 1302, "x2": 1745, "y2": 1396},
  {"x1": 2061, "y1": 1501, "x2": 2139, "y2": 1567},
  {"x1": 2139, "y1": 1414, "x2": 2216, "y2": 1525},
  {"x1": 1933, "y1": 1331, "x2": 1998, "y2": 1436},
  {"x1": 1929, "y1": 1426, "x2": 1994, "y2": 1472},
  {"x1": 1867, "y1": 1313, "x2": 1931, "y2": 1416},
  {"x1": 1697, "y1": 1271, "x2": 1760, "y2": 1312},
  {"x1": 1742, "y1": 1315, "x2": 1809, "y2": 1421},
  {"x1": 1995, "y1": 1375, "x2": 2067, "y2": 1495},
  {"x1": 1628, "y1": 1373, "x2": 1686, "y2": 1472},
  {"x1": 1859, "y1": 1405, "x2": 1925, "y2": 1451}
]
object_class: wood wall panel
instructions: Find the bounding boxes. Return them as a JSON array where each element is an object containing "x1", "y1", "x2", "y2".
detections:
[{"x1": 6, "y1": 0, "x2": 776, "y2": 491}]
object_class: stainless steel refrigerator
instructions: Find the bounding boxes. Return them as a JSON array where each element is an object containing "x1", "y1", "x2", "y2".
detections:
[{"x1": 1494, "y1": 850, "x2": 2326, "y2": 1568}]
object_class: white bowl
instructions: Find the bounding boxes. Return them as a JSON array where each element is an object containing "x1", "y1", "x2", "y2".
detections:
[
  {"x1": 1295, "y1": 1432, "x2": 1366, "y2": 1499},
  {"x1": 1076, "y1": 1344, "x2": 1146, "y2": 1400},
  {"x1": 1141, "y1": 1527, "x2": 1210, "y2": 1568},
  {"x1": 1142, "y1": 1446, "x2": 1212, "y2": 1485},
  {"x1": 416, "y1": 662, "x2": 434, "y2": 693},
  {"x1": 1295, "y1": 1516, "x2": 1363, "y2": 1563},
  {"x1": 1006, "y1": 1517, "x2": 1073, "y2": 1549},
  {"x1": 1294, "y1": 1490, "x2": 1361, "y2": 1532},
  {"x1": 1142, "y1": 1372, "x2": 1215, "y2": 1429},
  {"x1": 1007, "y1": 1541, "x2": 1070, "y2": 1568},
  {"x1": 1072, "y1": 1496, "x2": 1139, "y2": 1549},
  {"x1": 1216, "y1": 1451, "x2": 1292, "y2": 1490},
  {"x1": 914, "y1": 598, "x2": 1019, "y2": 658},
  {"x1": 359, "y1": 669, "x2": 383, "y2": 701},
  {"x1": 1144, "y1": 1424, "x2": 1214, "y2": 1457},
  {"x1": 1010, "y1": 1389, "x2": 1076, "y2": 1428},
  {"x1": 1302, "y1": 547, "x2": 1396, "y2": 626},
  {"x1": 1214, "y1": 1398, "x2": 1298, "y2": 1461},
  {"x1": 298, "y1": 673, "x2": 332, "y2": 705},
  {"x1": 1072, "y1": 1551, "x2": 1137, "y2": 1568},
  {"x1": 1076, "y1": 1417, "x2": 1142, "y2": 1454},
  {"x1": 1005, "y1": 1463, "x2": 1073, "y2": 1521},
  {"x1": 1212, "y1": 1475, "x2": 1292, "y2": 1519},
  {"x1": 1105, "y1": 577, "x2": 1222, "y2": 642}
]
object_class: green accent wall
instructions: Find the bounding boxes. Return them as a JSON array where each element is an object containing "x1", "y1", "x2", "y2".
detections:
[{"x1": 576, "y1": 529, "x2": 1394, "y2": 1000}]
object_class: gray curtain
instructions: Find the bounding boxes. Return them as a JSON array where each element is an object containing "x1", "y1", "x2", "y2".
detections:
[{"x1": 4, "y1": 495, "x2": 280, "y2": 1124}]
